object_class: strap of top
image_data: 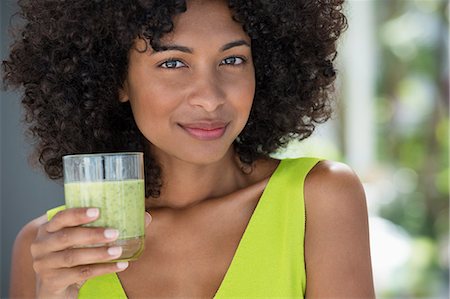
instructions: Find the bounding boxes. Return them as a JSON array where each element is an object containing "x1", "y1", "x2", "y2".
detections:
[{"x1": 214, "y1": 157, "x2": 322, "y2": 298}]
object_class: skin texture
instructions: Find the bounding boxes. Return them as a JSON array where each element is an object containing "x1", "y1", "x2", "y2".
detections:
[
  {"x1": 121, "y1": 34, "x2": 254, "y2": 166},
  {"x1": 304, "y1": 161, "x2": 375, "y2": 298},
  {"x1": 8, "y1": 0, "x2": 375, "y2": 298},
  {"x1": 119, "y1": 0, "x2": 256, "y2": 209},
  {"x1": 2, "y1": 0, "x2": 347, "y2": 198}
]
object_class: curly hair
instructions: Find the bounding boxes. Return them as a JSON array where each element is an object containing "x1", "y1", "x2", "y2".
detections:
[{"x1": 2, "y1": 0, "x2": 347, "y2": 198}]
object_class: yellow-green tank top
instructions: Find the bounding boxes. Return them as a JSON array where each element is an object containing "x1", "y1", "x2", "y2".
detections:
[{"x1": 47, "y1": 157, "x2": 321, "y2": 298}]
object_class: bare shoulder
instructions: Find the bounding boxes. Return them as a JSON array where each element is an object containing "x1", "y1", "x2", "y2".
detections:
[
  {"x1": 16, "y1": 215, "x2": 47, "y2": 243},
  {"x1": 14, "y1": 214, "x2": 47, "y2": 250},
  {"x1": 305, "y1": 160, "x2": 366, "y2": 213},
  {"x1": 303, "y1": 160, "x2": 375, "y2": 298},
  {"x1": 9, "y1": 214, "x2": 47, "y2": 299}
]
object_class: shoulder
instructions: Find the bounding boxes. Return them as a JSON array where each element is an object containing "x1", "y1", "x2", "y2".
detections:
[
  {"x1": 10, "y1": 214, "x2": 47, "y2": 298},
  {"x1": 15, "y1": 214, "x2": 47, "y2": 249},
  {"x1": 12, "y1": 215, "x2": 44, "y2": 262},
  {"x1": 303, "y1": 160, "x2": 375, "y2": 297},
  {"x1": 305, "y1": 159, "x2": 366, "y2": 210},
  {"x1": 303, "y1": 159, "x2": 368, "y2": 245}
]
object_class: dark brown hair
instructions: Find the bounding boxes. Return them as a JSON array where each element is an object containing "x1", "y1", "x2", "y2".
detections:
[{"x1": 2, "y1": 0, "x2": 347, "y2": 198}]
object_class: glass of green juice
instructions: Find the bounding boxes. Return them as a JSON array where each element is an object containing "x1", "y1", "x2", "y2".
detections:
[{"x1": 63, "y1": 152, "x2": 145, "y2": 262}]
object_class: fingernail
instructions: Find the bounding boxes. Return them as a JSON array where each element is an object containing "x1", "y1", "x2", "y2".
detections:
[
  {"x1": 104, "y1": 229, "x2": 119, "y2": 239},
  {"x1": 145, "y1": 212, "x2": 152, "y2": 226},
  {"x1": 86, "y1": 208, "x2": 99, "y2": 218},
  {"x1": 117, "y1": 261, "x2": 129, "y2": 269},
  {"x1": 107, "y1": 246, "x2": 122, "y2": 256}
]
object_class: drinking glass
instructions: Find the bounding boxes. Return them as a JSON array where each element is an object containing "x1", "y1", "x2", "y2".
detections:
[{"x1": 63, "y1": 152, "x2": 145, "y2": 261}]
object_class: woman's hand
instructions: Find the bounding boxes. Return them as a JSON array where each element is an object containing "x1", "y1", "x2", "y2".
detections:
[{"x1": 29, "y1": 207, "x2": 150, "y2": 299}]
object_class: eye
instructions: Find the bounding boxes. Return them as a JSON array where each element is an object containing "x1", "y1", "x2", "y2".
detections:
[
  {"x1": 159, "y1": 59, "x2": 186, "y2": 69},
  {"x1": 220, "y1": 56, "x2": 246, "y2": 66}
]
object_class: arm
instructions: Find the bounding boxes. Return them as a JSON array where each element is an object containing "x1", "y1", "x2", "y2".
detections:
[
  {"x1": 304, "y1": 160, "x2": 375, "y2": 298},
  {"x1": 9, "y1": 215, "x2": 47, "y2": 299}
]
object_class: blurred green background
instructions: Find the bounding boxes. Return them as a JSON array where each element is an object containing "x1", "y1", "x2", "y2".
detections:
[{"x1": 274, "y1": 0, "x2": 449, "y2": 298}]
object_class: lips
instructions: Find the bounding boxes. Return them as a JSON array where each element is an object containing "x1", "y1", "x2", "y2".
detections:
[{"x1": 178, "y1": 121, "x2": 228, "y2": 141}]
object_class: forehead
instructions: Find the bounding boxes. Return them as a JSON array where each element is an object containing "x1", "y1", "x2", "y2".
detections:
[{"x1": 161, "y1": 0, "x2": 250, "y2": 44}]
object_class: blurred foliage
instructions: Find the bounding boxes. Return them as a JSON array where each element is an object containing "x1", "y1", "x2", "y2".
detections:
[{"x1": 374, "y1": 0, "x2": 449, "y2": 298}]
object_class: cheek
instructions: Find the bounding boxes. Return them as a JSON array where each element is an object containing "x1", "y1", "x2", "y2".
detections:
[
  {"x1": 228, "y1": 74, "x2": 255, "y2": 119},
  {"x1": 127, "y1": 80, "x2": 180, "y2": 134}
]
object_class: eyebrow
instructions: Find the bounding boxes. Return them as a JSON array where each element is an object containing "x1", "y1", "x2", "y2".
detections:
[
  {"x1": 152, "y1": 39, "x2": 250, "y2": 54},
  {"x1": 220, "y1": 40, "x2": 250, "y2": 51}
]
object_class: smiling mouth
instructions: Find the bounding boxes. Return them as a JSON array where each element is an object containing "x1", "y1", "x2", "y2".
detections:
[{"x1": 178, "y1": 123, "x2": 228, "y2": 141}]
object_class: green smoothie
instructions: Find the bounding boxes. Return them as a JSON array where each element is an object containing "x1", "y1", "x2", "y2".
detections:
[{"x1": 64, "y1": 179, "x2": 145, "y2": 260}]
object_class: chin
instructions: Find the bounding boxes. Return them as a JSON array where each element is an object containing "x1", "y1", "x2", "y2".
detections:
[
  {"x1": 183, "y1": 150, "x2": 231, "y2": 165},
  {"x1": 148, "y1": 132, "x2": 238, "y2": 166}
]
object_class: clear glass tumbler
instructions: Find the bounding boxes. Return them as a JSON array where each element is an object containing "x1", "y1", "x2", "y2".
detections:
[{"x1": 63, "y1": 152, "x2": 145, "y2": 261}]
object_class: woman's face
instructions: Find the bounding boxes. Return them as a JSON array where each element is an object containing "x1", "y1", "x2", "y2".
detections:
[{"x1": 120, "y1": 0, "x2": 255, "y2": 165}]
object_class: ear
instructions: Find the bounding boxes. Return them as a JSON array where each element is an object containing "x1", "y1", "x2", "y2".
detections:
[{"x1": 118, "y1": 81, "x2": 129, "y2": 103}]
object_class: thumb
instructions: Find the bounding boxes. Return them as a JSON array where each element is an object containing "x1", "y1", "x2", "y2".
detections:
[{"x1": 145, "y1": 212, "x2": 152, "y2": 227}]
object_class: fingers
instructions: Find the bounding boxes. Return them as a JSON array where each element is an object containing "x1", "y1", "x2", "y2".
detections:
[
  {"x1": 145, "y1": 212, "x2": 152, "y2": 227},
  {"x1": 34, "y1": 246, "x2": 124, "y2": 270},
  {"x1": 31, "y1": 207, "x2": 151, "y2": 298},
  {"x1": 45, "y1": 208, "x2": 100, "y2": 233},
  {"x1": 37, "y1": 261, "x2": 129, "y2": 295},
  {"x1": 33, "y1": 226, "x2": 119, "y2": 253},
  {"x1": 34, "y1": 208, "x2": 153, "y2": 255}
]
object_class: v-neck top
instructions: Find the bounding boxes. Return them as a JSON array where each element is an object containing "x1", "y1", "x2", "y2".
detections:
[{"x1": 47, "y1": 157, "x2": 321, "y2": 298}]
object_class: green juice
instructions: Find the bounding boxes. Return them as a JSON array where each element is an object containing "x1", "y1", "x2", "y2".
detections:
[{"x1": 64, "y1": 179, "x2": 145, "y2": 261}]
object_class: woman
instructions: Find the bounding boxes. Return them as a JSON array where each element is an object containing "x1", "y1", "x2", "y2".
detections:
[{"x1": 3, "y1": 0, "x2": 375, "y2": 298}]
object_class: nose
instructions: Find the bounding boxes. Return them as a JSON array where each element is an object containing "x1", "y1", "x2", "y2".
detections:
[{"x1": 187, "y1": 72, "x2": 226, "y2": 112}]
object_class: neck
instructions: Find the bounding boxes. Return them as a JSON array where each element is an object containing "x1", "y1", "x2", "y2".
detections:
[{"x1": 146, "y1": 147, "x2": 252, "y2": 210}]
